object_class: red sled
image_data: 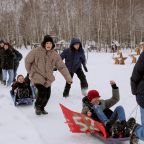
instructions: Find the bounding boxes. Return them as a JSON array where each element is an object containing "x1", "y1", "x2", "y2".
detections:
[{"x1": 60, "y1": 104, "x2": 130, "y2": 144}]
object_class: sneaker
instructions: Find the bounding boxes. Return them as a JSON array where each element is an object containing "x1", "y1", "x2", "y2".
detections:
[
  {"x1": 41, "y1": 109, "x2": 48, "y2": 115},
  {"x1": 130, "y1": 133, "x2": 138, "y2": 144},
  {"x1": 35, "y1": 109, "x2": 42, "y2": 115}
]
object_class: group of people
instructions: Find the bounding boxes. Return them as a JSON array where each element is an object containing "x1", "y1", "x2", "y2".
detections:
[
  {"x1": 24, "y1": 35, "x2": 144, "y2": 143},
  {"x1": 1, "y1": 35, "x2": 144, "y2": 144},
  {"x1": 0, "y1": 40, "x2": 22, "y2": 86}
]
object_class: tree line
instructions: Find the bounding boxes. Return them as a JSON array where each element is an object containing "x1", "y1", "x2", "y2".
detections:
[{"x1": 0, "y1": 0, "x2": 144, "y2": 48}]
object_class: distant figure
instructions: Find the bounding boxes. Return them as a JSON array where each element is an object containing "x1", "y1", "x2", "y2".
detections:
[
  {"x1": 1, "y1": 43, "x2": 15, "y2": 86},
  {"x1": 139, "y1": 42, "x2": 144, "y2": 52},
  {"x1": 0, "y1": 40, "x2": 4, "y2": 82},
  {"x1": 135, "y1": 47, "x2": 141, "y2": 55}
]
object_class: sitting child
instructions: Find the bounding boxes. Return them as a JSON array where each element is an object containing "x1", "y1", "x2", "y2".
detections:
[
  {"x1": 11, "y1": 74, "x2": 33, "y2": 99},
  {"x1": 82, "y1": 80, "x2": 135, "y2": 137}
]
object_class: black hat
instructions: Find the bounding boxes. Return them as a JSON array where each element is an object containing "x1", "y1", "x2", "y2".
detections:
[{"x1": 41, "y1": 35, "x2": 55, "y2": 48}]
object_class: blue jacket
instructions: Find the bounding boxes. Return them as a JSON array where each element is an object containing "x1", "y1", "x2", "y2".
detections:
[{"x1": 60, "y1": 38, "x2": 86, "y2": 73}]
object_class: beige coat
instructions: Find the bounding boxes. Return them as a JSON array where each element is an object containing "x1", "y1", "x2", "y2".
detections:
[{"x1": 25, "y1": 47, "x2": 72, "y2": 87}]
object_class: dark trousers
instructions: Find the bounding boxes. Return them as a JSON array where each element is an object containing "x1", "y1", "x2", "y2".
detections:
[
  {"x1": 34, "y1": 84, "x2": 51, "y2": 110},
  {"x1": 0, "y1": 67, "x2": 2, "y2": 81},
  {"x1": 13, "y1": 63, "x2": 19, "y2": 81},
  {"x1": 63, "y1": 68, "x2": 88, "y2": 96}
]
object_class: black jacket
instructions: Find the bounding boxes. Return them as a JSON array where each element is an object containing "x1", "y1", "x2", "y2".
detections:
[
  {"x1": 1, "y1": 48, "x2": 16, "y2": 69},
  {"x1": 131, "y1": 51, "x2": 144, "y2": 95},
  {"x1": 11, "y1": 82, "x2": 32, "y2": 98},
  {"x1": 11, "y1": 48, "x2": 22, "y2": 68},
  {"x1": 131, "y1": 51, "x2": 144, "y2": 108},
  {"x1": 0, "y1": 47, "x2": 4, "y2": 67}
]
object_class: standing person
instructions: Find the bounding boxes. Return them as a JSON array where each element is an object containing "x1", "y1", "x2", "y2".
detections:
[
  {"x1": 10, "y1": 47, "x2": 23, "y2": 81},
  {"x1": 1, "y1": 43, "x2": 15, "y2": 86},
  {"x1": 25, "y1": 35, "x2": 72, "y2": 115},
  {"x1": 60, "y1": 37, "x2": 88, "y2": 97},
  {"x1": 0, "y1": 40, "x2": 4, "y2": 82},
  {"x1": 130, "y1": 47, "x2": 144, "y2": 143}
]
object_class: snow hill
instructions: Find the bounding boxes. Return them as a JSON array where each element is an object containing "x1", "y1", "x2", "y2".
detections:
[{"x1": 0, "y1": 47, "x2": 144, "y2": 144}]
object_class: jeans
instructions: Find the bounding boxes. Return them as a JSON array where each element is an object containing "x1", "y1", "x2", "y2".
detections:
[
  {"x1": 134, "y1": 106, "x2": 144, "y2": 141},
  {"x1": 93, "y1": 105, "x2": 126, "y2": 125},
  {"x1": 2, "y1": 69, "x2": 14, "y2": 86}
]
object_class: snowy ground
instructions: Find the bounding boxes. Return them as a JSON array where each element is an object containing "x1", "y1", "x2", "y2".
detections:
[{"x1": 0, "y1": 48, "x2": 144, "y2": 144}]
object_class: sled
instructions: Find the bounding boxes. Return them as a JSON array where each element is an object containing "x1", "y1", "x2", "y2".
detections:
[
  {"x1": 10, "y1": 90, "x2": 34, "y2": 106},
  {"x1": 60, "y1": 104, "x2": 130, "y2": 144}
]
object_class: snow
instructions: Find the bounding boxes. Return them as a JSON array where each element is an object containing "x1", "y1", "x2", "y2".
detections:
[{"x1": 0, "y1": 47, "x2": 144, "y2": 144}]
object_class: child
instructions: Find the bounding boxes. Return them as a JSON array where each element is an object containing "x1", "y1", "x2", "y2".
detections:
[
  {"x1": 11, "y1": 75, "x2": 33, "y2": 100},
  {"x1": 82, "y1": 80, "x2": 129, "y2": 137},
  {"x1": 61, "y1": 37, "x2": 88, "y2": 97}
]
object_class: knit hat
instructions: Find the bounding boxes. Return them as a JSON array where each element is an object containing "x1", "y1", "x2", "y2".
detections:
[
  {"x1": 87, "y1": 90, "x2": 100, "y2": 102},
  {"x1": 41, "y1": 35, "x2": 55, "y2": 48}
]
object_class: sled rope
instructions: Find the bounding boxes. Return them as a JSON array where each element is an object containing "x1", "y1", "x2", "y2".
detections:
[{"x1": 128, "y1": 104, "x2": 138, "y2": 119}]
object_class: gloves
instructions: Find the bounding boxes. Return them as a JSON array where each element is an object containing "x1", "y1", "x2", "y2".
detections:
[
  {"x1": 110, "y1": 80, "x2": 118, "y2": 89},
  {"x1": 83, "y1": 65, "x2": 88, "y2": 72}
]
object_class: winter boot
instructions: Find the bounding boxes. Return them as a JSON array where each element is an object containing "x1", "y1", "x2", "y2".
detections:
[
  {"x1": 124, "y1": 117, "x2": 136, "y2": 137},
  {"x1": 105, "y1": 121, "x2": 113, "y2": 136},
  {"x1": 112, "y1": 121, "x2": 126, "y2": 138},
  {"x1": 41, "y1": 109, "x2": 48, "y2": 115},
  {"x1": 35, "y1": 107, "x2": 42, "y2": 115}
]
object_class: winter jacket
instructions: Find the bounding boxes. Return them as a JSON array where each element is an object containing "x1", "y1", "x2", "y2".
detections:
[
  {"x1": 131, "y1": 51, "x2": 144, "y2": 95},
  {"x1": 1, "y1": 48, "x2": 16, "y2": 69},
  {"x1": 0, "y1": 47, "x2": 4, "y2": 67},
  {"x1": 25, "y1": 47, "x2": 72, "y2": 88},
  {"x1": 11, "y1": 82, "x2": 32, "y2": 98},
  {"x1": 131, "y1": 51, "x2": 144, "y2": 108},
  {"x1": 82, "y1": 85, "x2": 120, "y2": 121},
  {"x1": 60, "y1": 38, "x2": 86, "y2": 73},
  {"x1": 11, "y1": 48, "x2": 23, "y2": 69}
]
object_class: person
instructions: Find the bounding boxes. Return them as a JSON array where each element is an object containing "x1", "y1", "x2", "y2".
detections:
[
  {"x1": 25, "y1": 35, "x2": 72, "y2": 115},
  {"x1": 130, "y1": 46, "x2": 144, "y2": 144},
  {"x1": 10, "y1": 46, "x2": 23, "y2": 81},
  {"x1": 60, "y1": 37, "x2": 88, "y2": 97},
  {"x1": 1, "y1": 42, "x2": 15, "y2": 86},
  {"x1": 0, "y1": 40, "x2": 4, "y2": 82},
  {"x1": 82, "y1": 80, "x2": 127, "y2": 137},
  {"x1": 11, "y1": 74, "x2": 33, "y2": 101}
]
